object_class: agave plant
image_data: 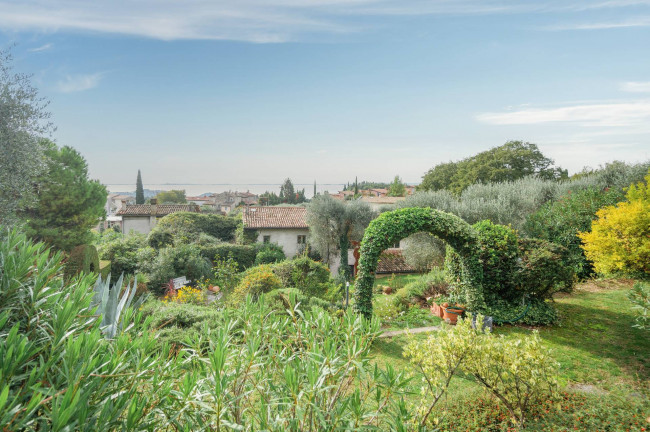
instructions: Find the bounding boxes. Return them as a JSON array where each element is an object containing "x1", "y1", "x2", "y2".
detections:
[{"x1": 91, "y1": 273, "x2": 138, "y2": 338}]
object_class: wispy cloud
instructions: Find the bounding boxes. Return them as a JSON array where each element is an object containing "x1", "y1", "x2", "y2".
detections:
[
  {"x1": 544, "y1": 16, "x2": 650, "y2": 31},
  {"x1": 476, "y1": 101, "x2": 650, "y2": 127},
  {"x1": 0, "y1": 0, "x2": 647, "y2": 42},
  {"x1": 620, "y1": 81, "x2": 650, "y2": 93},
  {"x1": 28, "y1": 43, "x2": 52, "y2": 52},
  {"x1": 56, "y1": 72, "x2": 104, "y2": 93}
]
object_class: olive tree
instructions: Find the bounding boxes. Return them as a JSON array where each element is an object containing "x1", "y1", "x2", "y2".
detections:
[
  {"x1": 0, "y1": 49, "x2": 54, "y2": 225},
  {"x1": 307, "y1": 194, "x2": 375, "y2": 279}
]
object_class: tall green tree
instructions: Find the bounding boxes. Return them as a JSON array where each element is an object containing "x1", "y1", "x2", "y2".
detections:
[
  {"x1": 420, "y1": 141, "x2": 567, "y2": 194},
  {"x1": 388, "y1": 175, "x2": 407, "y2": 197},
  {"x1": 23, "y1": 141, "x2": 107, "y2": 251},
  {"x1": 155, "y1": 190, "x2": 186, "y2": 204},
  {"x1": 307, "y1": 194, "x2": 375, "y2": 280},
  {"x1": 280, "y1": 178, "x2": 296, "y2": 203},
  {"x1": 0, "y1": 49, "x2": 54, "y2": 225},
  {"x1": 135, "y1": 169, "x2": 145, "y2": 204}
]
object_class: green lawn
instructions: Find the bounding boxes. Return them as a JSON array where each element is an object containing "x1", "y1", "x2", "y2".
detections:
[{"x1": 370, "y1": 279, "x2": 650, "y2": 430}]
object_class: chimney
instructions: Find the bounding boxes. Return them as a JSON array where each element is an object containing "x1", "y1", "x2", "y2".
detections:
[{"x1": 150, "y1": 198, "x2": 157, "y2": 216}]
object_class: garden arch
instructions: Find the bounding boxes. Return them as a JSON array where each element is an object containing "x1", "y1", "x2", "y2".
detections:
[{"x1": 354, "y1": 207, "x2": 484, "y2": 319}]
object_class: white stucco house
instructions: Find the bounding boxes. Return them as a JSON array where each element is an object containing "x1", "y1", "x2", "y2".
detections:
[
  {"x1": 117, "y1": 199, "x2": 200, "y2": 235},
  {"x1": 243, "y1": 206, "x2": 309, "y2": 257}
]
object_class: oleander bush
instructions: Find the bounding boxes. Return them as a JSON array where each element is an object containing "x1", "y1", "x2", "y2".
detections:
[
  {"x1": 0, "y1": 229, "x2": 417, "y2": 430},
  {"x1": 629, "y1": 281, "x2": 650, "y2": 331}
]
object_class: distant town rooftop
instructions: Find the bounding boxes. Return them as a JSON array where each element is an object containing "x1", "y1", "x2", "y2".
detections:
[
  {"x1": 243, "y1": 206, "x2": 308, "y2": 229},
  {"x1": 117, "y1": 204, "x2": 198, "y2": 217}
]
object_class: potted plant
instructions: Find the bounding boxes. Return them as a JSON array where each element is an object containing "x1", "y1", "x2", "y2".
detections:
[{"x1": 442, "y1": 303, "x2": 465, "y2": 324}]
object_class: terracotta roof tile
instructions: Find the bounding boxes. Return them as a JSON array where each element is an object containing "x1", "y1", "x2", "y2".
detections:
[
  {"x1": 117, "y1": 204, "x2": 198, "y2": 216},
  {"x1": 376, "y1": 248, "x2": 416, "y2": 274},
  {"x1": 243, "y1": 206, "x2": 308, "y2": 229}
]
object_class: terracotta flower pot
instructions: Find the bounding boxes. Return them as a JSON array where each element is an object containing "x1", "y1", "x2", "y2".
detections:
[
  {"x1": 443, "y1": 305, "x2": 465, "y2": 325},
  {"x1": 430, "y1": 302, "x2": 445, "y2": 319}
]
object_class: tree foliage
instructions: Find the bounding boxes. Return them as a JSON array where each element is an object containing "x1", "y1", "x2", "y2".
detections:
[
  {"x1": 579, "y1": 170, "x2": 650, "y2": 277},
  {"x1": 0, "y1": 50, "x2": 54, "y2": 225},
  {"x1": 155, "y1": 189, "x2": 186, "y2": 204},
  {"x1": 135, "y1": 169, "x2": 145, "y2": 204},
  {"x1": 22, "y1": 141, "x2": 107, "y2": 251},
  {"x1": 262, "y1": 178, "x2": 306, "y2": 205},
  {"x1": 387, "y1": 175, "x2": 407, "y2": 197},
  {"x1": 420, "y1": 141, "x2": 568, "y2": 195},
  {"x1": 307, "y1": 194, "x2": 375, "y2": 279}
]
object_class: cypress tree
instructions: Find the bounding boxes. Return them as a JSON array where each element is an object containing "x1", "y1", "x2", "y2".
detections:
[
  {"x1": 135, "y1": 170, "x2": 145, "y2": 204},
  {"x1": 354, "y1": 176, "x2": 359, "y2": 196},
  {"x1": 313, "y1": 180, "x2": 317, "y2": 198}
]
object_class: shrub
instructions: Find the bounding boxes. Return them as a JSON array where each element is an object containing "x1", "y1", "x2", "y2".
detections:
[
  {"x1": 0, "y1": 230, "x2": 179, "y2": 430},
  {"x1": 147, "y1": 244, "x2": 212, "y2": 295},
  {"x1": 393, "y1": 269, "x2": 449, "y2": 310},
  {"x1": 229, "y1": 264, "x2": 282, "y2": 305},
  {"x1": 212, "y1": 243, "x2": 257, "y2": 269},
  {"x1": 516, "y1": 238, "x2": 575, "y2": 299},
  {"x1": 524, "y1": 187, "x2": 624, "y2": 278},
  {"x1": 153, "y1": 211, "x2": 239, "y2": 243},
  {"x1": 64, "y1": 244, "x2": 99, "y2": 279},
  {"x1": 272, "y1": 255, "x2": 334, "y2": 298},
  {"x1": 254, "y1": 243, "x2": 286, "y2": 265},
  {"x1": 629, "y1": 281, "x2": 649, "y2": 331},
  {"x1": 97, "y1": 232, "x2": 148, "y2": 275},
  {"x1": 164, "y1": 285, "x2": 206, "y2": 305},
  {"x1": 404, "y1": 315, "x2": 559, "y2": 429},
  {"x1": 212, "y1": 253, "x2": 241, "y2": 295},
  {"x1": 579, "y1": 170, "x2": 650, "y2": 277}
]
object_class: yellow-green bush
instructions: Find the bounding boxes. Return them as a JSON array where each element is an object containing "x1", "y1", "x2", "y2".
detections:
[
  {"x1": 579, "y1": 170, "x2": 650, "y2": 276},
  {"x1": 229, "y1": 264, "x2": 282, "y2": 305}
]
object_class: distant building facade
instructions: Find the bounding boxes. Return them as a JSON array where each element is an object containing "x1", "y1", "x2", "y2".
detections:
[
  {"x1": 242, "y1": 206, "x2": 309, "y2": 257},
  {"x1": 117, "y1": 199, "x2": 200, "y2": 235}
]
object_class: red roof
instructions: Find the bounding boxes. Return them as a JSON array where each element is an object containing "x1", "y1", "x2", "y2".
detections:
[
  {"x1": 243, "y1": 206, "x2": 308, "y2": 229},
  {"x1": 117, "y1": 204, "x2": 198, "y2": 217}
]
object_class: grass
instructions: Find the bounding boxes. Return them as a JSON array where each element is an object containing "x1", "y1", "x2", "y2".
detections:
[{"x1": 370, "y1": 278, "x2": 650, "y2": 430}]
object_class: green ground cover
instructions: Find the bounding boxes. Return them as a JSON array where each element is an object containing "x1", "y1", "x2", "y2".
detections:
[{"x1": 370, "y1": 278, "x2": 650, "y2": 430}]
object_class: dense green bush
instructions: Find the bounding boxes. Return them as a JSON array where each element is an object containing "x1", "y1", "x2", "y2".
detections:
[
  {"x1": 64, "y1": 244, "x2": 99, "y2": 279},
  {"x1": 524, "y1": 187, "x2": 624, "y2": 278},
  {"x1": 229, "y1": 264, "x2": 282, "y2": 306},
  {"x1": 97, "y1": 232, "x2": 149, "y2": 275},
  {"x1": 393, "y1": 268, "x2": 449, "y2": 310},
  {"x1": 153, "y1": 211, "x2": 239, "y2": 243},
  {"x1": 516, "y1": 238, "x2": 575, "y2": 299},
  {"x1": 147, "y1": 244, "x2": 212, "y2": 294},
  {"x1": 272, "y1": 255, "x2": 334, "y2": 299},
  {"x1": 254, "y1": 242, "x2": 286, "y2": 265},
  {"x1": 212, "y1": 243, "x2": 257, "y2": 268}
]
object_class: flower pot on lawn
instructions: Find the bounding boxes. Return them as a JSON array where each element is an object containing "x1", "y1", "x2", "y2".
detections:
[{"x1": 443, "y1": 305, "x2": 465, "y2": 325}]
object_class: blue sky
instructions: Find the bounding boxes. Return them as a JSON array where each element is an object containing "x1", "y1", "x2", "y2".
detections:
[{"x1": 1, "y1": 0, "x2": 649, "y2": 185}]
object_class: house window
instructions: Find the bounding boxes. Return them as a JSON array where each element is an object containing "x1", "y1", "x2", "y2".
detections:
[
  {"x1": 263, "y1": 235, "x2": 271, "y2": 244},
  {"x1": 297, "y1": 235, "x2": 306, "y2": 244}
]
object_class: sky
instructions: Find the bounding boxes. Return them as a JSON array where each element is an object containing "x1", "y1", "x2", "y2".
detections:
[{"x1": 1, "y1": 0, "x2": 649, "y2": 186}]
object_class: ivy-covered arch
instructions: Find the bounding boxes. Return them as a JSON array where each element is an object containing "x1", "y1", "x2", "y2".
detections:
[{"x1": 354, "y1": 207, "x2": 484, "y2": 319}]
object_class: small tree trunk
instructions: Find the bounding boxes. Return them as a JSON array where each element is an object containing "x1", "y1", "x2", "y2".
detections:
[{"x1": 339, "y1": 232, "x2": 350, "y2": 280}]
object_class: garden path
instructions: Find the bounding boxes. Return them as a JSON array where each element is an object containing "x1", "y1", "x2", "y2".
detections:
[{"x1": 379, "y1": 326, "x2": 441, "y2": 338}]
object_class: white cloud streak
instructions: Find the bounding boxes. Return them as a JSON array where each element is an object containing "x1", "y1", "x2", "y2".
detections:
[
  {"x1": 621, "y1": 81, "x2": 650, "y2": 93},
  {"x1": 477, "y1": 101, "x2": 650, "y2": 127},
  {"x1": 0, "y1": 0, "x2": 647, "y2": 42},
  {"x1": 28, "y1": 43, "x2": 52, "y2": 52},
  {"x1": 545, "y1": 16, "x2": 650, "y2": 30},
  {"x1": 56, "y1": 72, "x2": 104, "y2": 93}
]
